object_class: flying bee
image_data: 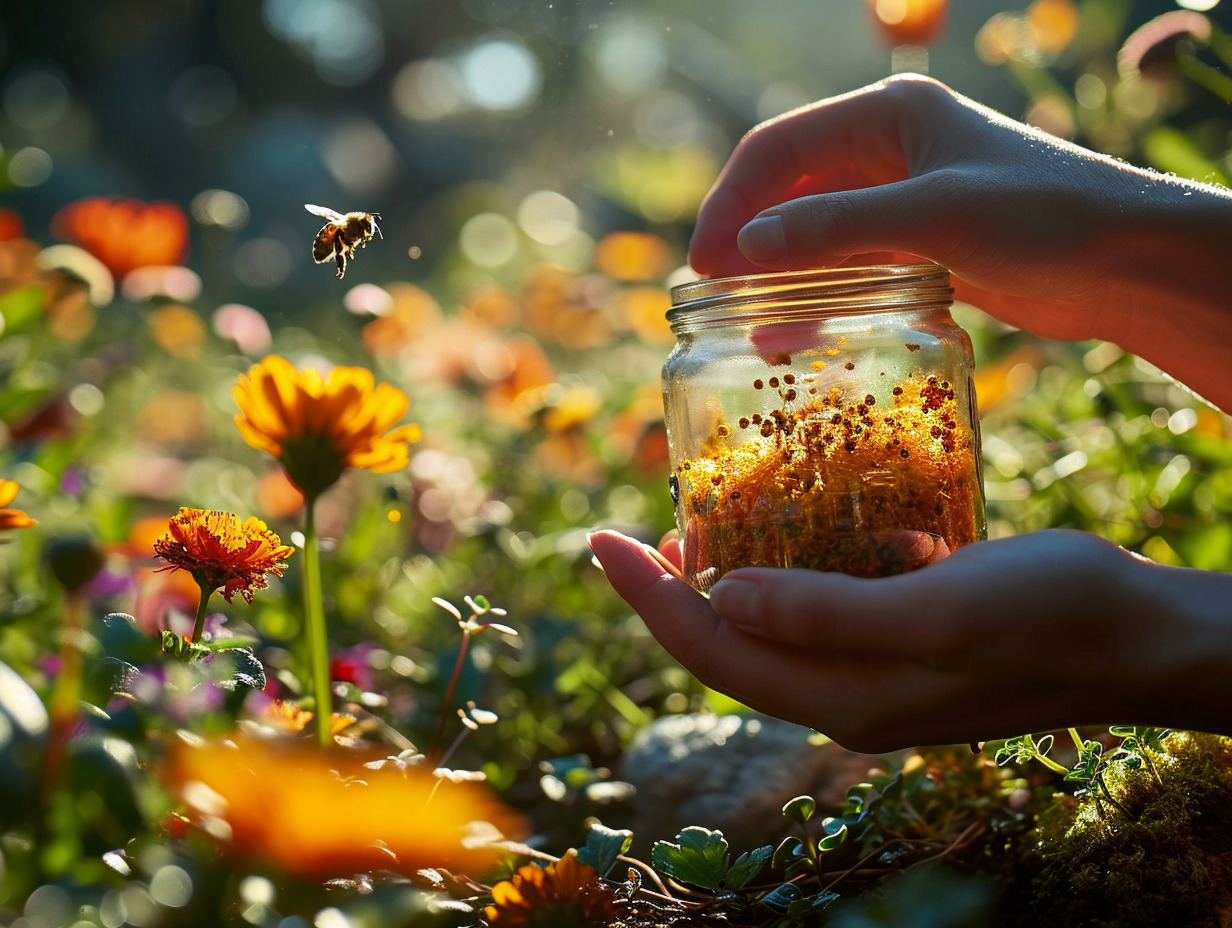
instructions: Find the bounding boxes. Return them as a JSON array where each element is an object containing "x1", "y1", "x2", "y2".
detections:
[{"x1": 304, "y1": 204, "x2": 382, "y2": 279}]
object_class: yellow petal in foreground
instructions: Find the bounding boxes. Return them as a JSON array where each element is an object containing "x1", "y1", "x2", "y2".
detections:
[{"x1": 166, "y1": 734, "x2": 523, "y2": 879}]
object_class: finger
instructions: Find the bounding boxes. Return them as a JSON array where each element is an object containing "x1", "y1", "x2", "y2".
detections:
[
  {"x1": 589, "y1": 530, "x2": 856, "y2": 719},
  {"x1": 735, "y1": 174, "x2": 969, "y2": 270},
  {"x1": 689, "y1": 77, "x2": 948, "y2": 276},
  {"x1": 707, "y1": 563, "x2": 947, "y2": 654},
  {"x1": 656, "y1": 529, "x2": 683, "y2": 572}
]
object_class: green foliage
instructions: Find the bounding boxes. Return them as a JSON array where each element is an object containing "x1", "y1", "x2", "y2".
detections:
[{"x1": 576, "y1": 823, "x2": 633, "y2": 877}]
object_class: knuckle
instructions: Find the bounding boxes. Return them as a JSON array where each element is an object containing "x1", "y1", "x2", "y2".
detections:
[{"x1": 792, "y1": 192, "x2": 862, "y2": 250}]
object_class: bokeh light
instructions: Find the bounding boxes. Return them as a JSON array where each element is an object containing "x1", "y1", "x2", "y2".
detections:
[
  {"x1": 517, "y1": 190, "x2": 580, "y2": 246},
  {"x1": 262, "y1": 0, "x2": 384, "y2": 86},
  {"x1": 391, "y1": 59, "x2": 465, "y2": 121},
  {"x1": 190, "y1": 189, "x2": 251, "y2": 232},
  {"x1": 590, "y1": 16, "x2": 668, "y2": 94},
  {"x1": 8, "y1": 147, "x2": 53, "y2": 187},
  {"x1": 456, "y1": 35, "x2": 542, "y2": 111},
  {"x1": 459, "y1": 212, "x2": 519, "y2": 267},
  {"x1": 4, "y1": 68, "x2": 70, "y2": 130},
  {"x1": 322, "y1": 118, "x2": 398, "y2": 195}
]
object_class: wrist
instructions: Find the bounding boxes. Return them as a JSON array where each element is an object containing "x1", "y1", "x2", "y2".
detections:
[
  {"x1": 1122, "y1": 555, "x2": 1232, "y2": 735},
  {"x1": 1101, "y1": 180, "x2": 1232, "y2": 411}
]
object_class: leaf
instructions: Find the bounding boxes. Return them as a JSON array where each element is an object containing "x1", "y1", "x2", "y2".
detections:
[
  {"x1": 651, "y1": 826, "x2": 729, "y2": 890},
  {"x1": 576, "y1": 823, "x2": 632, "y2": 877},
  {"x1": 724, "y1": 845, "x2": 773, "y2": 891},
  {"x1": 818, "y1": 822, "x2": 848, "y2": 852},
  {"x1": 772, "y1": 836, "x2": 807, "y2": 871},
  {"x1": 759, "y1": 881, "x2": 803, "y2": 912},
  {"x1": 781, "y1": 795, "x2": 816, "y2": 825},
  {"x1": 786, "y1": 889, "x2": 841, "y2": 918},
  {"x1": 200, "y1": 647, "x2": 267, "y2": 691}
]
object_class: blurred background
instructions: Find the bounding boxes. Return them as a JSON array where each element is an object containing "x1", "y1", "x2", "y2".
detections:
[
  {"x1": 2, "y1": 4, "x2": 1232, "y2": 921},
  {"x1": 1, "y1": 0, "x2": 1224, "y2": 318}
]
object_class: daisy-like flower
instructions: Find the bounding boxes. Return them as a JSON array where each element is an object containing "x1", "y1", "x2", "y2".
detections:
[
  {"x1": 0, "y1": 479, "x2": 37, "y2": 533},
  {"x1": 153, "y1": 507, "x2": 294, "y2": 608},
  {"x1": 232, "y1": 354, "x2": 421, "y2": 498},
  {"x1": 484, "y1": 851, "x2": 622, "y2": 928}
]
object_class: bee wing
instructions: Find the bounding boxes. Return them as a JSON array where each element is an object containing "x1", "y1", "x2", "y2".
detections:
[{"x1": 305, "y1": 204, "x2": 345, "y2": 221}]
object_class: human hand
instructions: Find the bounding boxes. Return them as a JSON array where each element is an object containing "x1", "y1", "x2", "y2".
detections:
[
  {"x1": 689, "y1": 75, "x2": 1232, "y2": 409},
  {"x1": 588, "y1": 527, "x2": 1225, "y2": 753}
]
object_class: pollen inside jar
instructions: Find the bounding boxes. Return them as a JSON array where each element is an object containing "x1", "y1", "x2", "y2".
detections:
[{"x1": 663, "y1": 265, "x2": 986, "y2": 593}]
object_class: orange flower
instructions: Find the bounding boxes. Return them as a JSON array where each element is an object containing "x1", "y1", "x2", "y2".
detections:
[
  {"x1": 165, "y1": 733, "x2": 523, "y2": 880},
  {"x1": 484, "y1": 851, "x2": 621, "y2": 927},
  {"x1": 0, "y1": 480, "x2": 36, "y2": 532},
  {"x1": 153, "y1": 507, "x2": 294, "y2": 604},
  {"x1": 233, "y1": 355, "x2": 421, "y2": 497},
  {"x1": 868, "y1": 0, "x2": 947, "y2": 46},
  {"x1": 53, "y1": 197, "x2": 189, "y2": 278}
]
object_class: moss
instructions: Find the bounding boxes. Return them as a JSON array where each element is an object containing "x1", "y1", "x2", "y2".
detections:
[{"x1": 1026, "y1": 732, "x2": 1232, "y2": 927}]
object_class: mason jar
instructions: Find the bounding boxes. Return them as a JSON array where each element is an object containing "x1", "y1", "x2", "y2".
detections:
[{"x1": 663, "y1": 264, "x2": 985, "y2": 593}]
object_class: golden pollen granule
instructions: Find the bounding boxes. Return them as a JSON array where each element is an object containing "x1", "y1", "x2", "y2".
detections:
[{"x1": 676, "y1": 372, "x2": 982, "y2": 590}]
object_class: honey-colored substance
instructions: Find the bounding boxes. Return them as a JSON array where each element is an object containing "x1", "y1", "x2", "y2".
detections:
[{"x1": 675, "y1": 372, "x2": 982, "y2": 591}]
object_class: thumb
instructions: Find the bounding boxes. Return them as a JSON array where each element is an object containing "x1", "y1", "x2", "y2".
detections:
[
  {"x1": 709, "y1": 560, "x2": 943, "y2": 654},
  {"x1": 737, "y1": 175, "x2": 964, "y2": 269}
]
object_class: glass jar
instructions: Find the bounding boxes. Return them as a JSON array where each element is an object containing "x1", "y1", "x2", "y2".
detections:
[{"x1": 663, "y1": 264, "x2": 985, "y2": 593}]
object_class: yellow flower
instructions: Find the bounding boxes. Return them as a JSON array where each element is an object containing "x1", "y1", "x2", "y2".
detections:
[
  {"x1": 484, "y1": 851, "x2": 622, "y2": 927},
  {"x1": 233, "y1": 355, "x2": 421, "y2": 497},
  {"x1": 0, "y1": 479, "x2": 36, "y2": 532},
  {"x1": 166, "y1": 732, "x2": 523, "y2": 880},
  {"x1": 153, "y1": 507, "x2": 294, "y2": 604}
]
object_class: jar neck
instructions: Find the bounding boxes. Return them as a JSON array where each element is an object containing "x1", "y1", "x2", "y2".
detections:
[{"x1": 668, "y1": 264, "x2": 953, "y2": 333}]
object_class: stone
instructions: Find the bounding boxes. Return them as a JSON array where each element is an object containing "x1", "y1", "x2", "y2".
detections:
[{"x1": 620, "y1": 712, "x2": 890, "y2": 853}]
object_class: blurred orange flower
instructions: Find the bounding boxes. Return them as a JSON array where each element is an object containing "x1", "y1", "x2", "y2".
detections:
[
  {"x1": 153, "y1": 507, "x2": 294, "y2": 604},
  {"x1": 233, "y1": 355, "x2": 421, "y2": 497},
  {"x1": 484, "y1": 851, "x2": 620, "y2": 927},
  {"x1": 606, "y1": 285, "x2": 673, "y2": 344},
  {"x1": 1026, "y1": 0, "x2": 1078, "y2": 54},
  {"x1": 0, "y1": 480, "x2": 37, "y2": 532},
  {"x1": 868, "y1": 0, "x2": 947, "y2": 46},
  {"x1": 166, "y1": 733, "x2": 522, "y2": 880},
  {"x1": 53, "y1": 197, "x2": 189, "y2": 278},
  {"x1": 148, "y1": 304, "x2": 207, "y2": 359},
  {"x1": 594, "y1": 231, "x2": 673, "y2": 282},
  {"x1": 361, "y1": 282, "x2": 442, "y2": 360},
  {"x1": 256, "y1": 469, "x2": 305, "y2": 520}
]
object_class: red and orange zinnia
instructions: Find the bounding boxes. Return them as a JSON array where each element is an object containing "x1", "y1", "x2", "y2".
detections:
[
  {"x1": 0, "y1": 480, "x2": 36, "y2": 533},
  {"x1": 153, "y1": 507, "x2": 294, "y2": 604},
  {"x1": 232, "y1": 355, "x2": 421, "y2": 497}
]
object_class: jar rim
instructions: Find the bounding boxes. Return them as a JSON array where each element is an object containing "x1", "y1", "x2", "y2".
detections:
[{"x1": 668, "y1": 263, "x2": 952, "y2": 328}]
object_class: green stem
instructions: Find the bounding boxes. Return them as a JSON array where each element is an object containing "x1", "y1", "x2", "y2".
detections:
[
  {"x1": 1067, "y1": 728, "x2": 1085, "y2": 754},
  {"x1": 429, "y1": 630, "x2": 470, "y2": 763},
  {"x1": 190, "y1": 580, "x2": 213, "y2": 643},
  {"x1": 303, "y1": 493, "x2": 332, "y2": 748}
]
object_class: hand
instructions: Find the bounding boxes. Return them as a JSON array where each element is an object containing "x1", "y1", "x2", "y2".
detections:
[
  {"x1": 689, "y1": 74, "x2": 1232, "y2": 411},
  {"x1": 588, "y1": 528, "x2": 1230, "y2": 752}
]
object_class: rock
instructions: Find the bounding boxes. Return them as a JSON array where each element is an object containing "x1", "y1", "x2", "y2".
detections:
[{"x1": 620, "y1": 712, "x2": 889, "y2": 853}]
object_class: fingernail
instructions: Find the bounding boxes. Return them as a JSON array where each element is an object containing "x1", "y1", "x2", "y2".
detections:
[
  {"x1": 738, "y1": 214, "x2": 786, "y2": 262},
  {"x1": 709, "y1": 577, "x2": 760, "y2": 621}
]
